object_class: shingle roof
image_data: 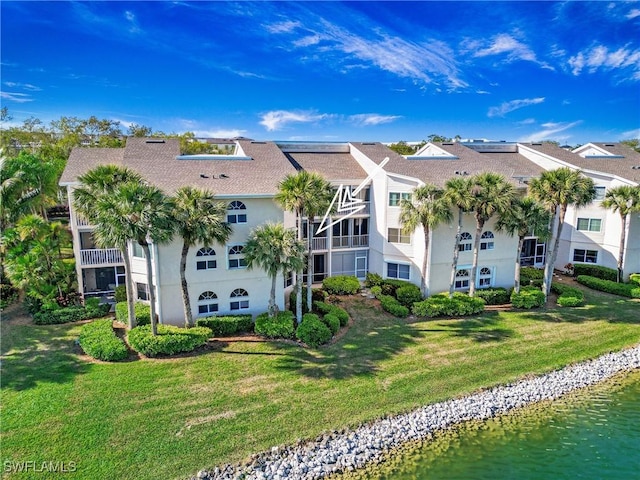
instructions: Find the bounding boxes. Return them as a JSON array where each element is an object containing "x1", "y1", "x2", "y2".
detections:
[
  {"x1": 523, "y1": 142, "x2": 640, "y2": 184},
  {"x1": 351, "y1": 142, "x2": 544, "y2": 188},
  {"x1": 285, "y1": 152, "x2": 367, "y2": 183},
  {"x1": 60, "y1": 148, "x2": 124, "y2": 184}
]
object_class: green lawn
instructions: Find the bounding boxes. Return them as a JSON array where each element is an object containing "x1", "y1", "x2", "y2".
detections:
[{"x1": 2, "y1": 288, "x2": 639, "y2": 479}]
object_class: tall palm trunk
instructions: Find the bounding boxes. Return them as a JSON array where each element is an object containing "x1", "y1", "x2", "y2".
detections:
[
  {"x1": 141, "y1": 243, "x2": 158, "y2": 335},
  {"x1": 421, "y1": 227, "x2": 431, "y2": 297},
  {"x1": 617, "y1": 213, "x2": 628, "y2": 283},
  {"x1": 269, "y1": 274, "x2": 278, "y2": 317},
  {"x1": 179, "y1": 241, "x2": 192, "y2": 327},
  {"x1": 122, "y1": 244, "x2": 136, "y2": 329},
  {"x1": 514, "y1": 235, "x2": 524, "y2": 294},
  {"x1": 448, "y1": 208, "x2": 463, "y2": 297},
  {"x1": 469, "y1": 218, "x2": 484, "y2": 297},
  {"x1": 543, "y1": 206, "x2": 565, "y2": 299},
  {"x1": 295, "y1": 209, "x2": 303, "y2": 323},
  {"x1": 306, "y1": 216, "x2": 314, "y2": 312}
]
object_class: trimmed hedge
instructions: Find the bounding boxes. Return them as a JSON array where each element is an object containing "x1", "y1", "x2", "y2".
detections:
[
  {"x1": 520, "y1": 267, "x2": 544, "y2": 288},
  {"x1": 365, "y1": 272, "x2": 384, "y2": 288},
  {"x1": 290, "y1": 287, "x2": 327, "y2": 315},
  {"x1": 573, "y1": 264, "x2": 617, "y2": 281},
  {"x1": 396, "y1": 285, "x2": 423, "y2": 307},
  {"x1": 127, "y1": 325, "x2": 212, "y2": 357},
  {"x1": 322, "y1": 313, "x2": 340, "y2": 335},
  {"x1": 254, "y1": 311, "x2": 296, "y2": 339},
  {"x1": 114, "y1": 285, "x2": 127, "y2": 303},
  {"x1": 380, "y1": 279, "x2": 414, "y2": 297},
  {"x1": 296, "y1": 314, "x2": 332, "y2": 347},
  {"x1": 551, "y1": 283, "x2": 584, "y2": 307},
  {"x1": 412, "y1": 293, "x2": 485, "y2": 318},
  {"x1": 510, "y1": 287, "x2": 546, "y2": 309},
  {"x1": 378, "y1": 294, "x2": 410, "y2": 318},
  {"x1": 576, "y1": 275, "x2": 640, "y2": 298},
  {"x1": 312, "y1": 301, "x2": 349, "y2": 326},
  {"x1": 195, "y1": 315, "x2": 253, "y2": 336},
  {"x1": 629, "y1": 273, "x2": 640, "y2": 286},
  {"x1": 78, "y1": 319, "x2": 128, "y2": 361},
  {"x1": 313, "y1": 301, "x2": 334, "y2": 315},
  {"x1": 115, "y1": 302, "x2": 151, "y2": 326},
  {"x1": 322, "y1": 275, "x2": 360, "y2": 295},
  {"x1": 33, "y1": 300, "x2": 110, "y2": 325},
  {"x1": 474, "y1": 287, "x2": 511, "y2": 305}
]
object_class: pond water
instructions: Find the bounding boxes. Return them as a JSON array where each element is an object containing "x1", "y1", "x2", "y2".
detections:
[{"x1": 363, "y1": 370, "x2": 640, "y2": 480}]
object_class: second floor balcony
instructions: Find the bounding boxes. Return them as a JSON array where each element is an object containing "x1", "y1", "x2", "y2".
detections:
[{"x1": 80, "y1": 248, "x2": 123, "y2": 266}]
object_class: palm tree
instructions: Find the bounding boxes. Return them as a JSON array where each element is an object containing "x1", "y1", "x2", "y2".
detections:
[
  {"x1": 74, "y1": 165, "x2": 143, "y2": 329},
  {"x1": 400, "y1": 184, "x2": 452, "y2": 297},
  {"x1": 243, "y1": 222, "x2": 305, "y2": 317},
  {"x1": 468, "y1": 173, "x2": 515, "y2": 297},
  {"x1": 602, "y1": 185, "x2": 640, "y2": 282},
  {"x1": 102, "y1": 181, "x2": 175, "y2": 335},
  {"x1": 173, "y1": 186, "x2": 232, "y2": 327},
  {"x1": 529, "y1": 167, "x2": 596, "y2": 298},
  {"x1": 444, "y1": 177, "x2": 474, "y2": 297},
  {"x1": 495, "y1": 197, "x2": 551, "y2": 293},
  {"x1": 274, "y1": 171, "x2": 333, "y2": 322}
]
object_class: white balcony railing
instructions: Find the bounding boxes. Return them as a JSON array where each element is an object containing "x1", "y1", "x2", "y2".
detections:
[
  {"x1": 312, "y1": 237, "x2": 328, "y2": 250},
  {"x1": 76, "y1": 216, "x2": 92, "y2": 227},
  {"x1": 80, "y1": 248, "x2": 123, "y2": 266},
  {"x1": 332, "y1": 201, "x2": 370, "y2": 216},
  {"x1": 332, "y1": 235, "x2": 369, "y2": 249}
]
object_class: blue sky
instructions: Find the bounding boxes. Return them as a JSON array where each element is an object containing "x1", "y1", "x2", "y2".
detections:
[{"x1": 2, "y1": 1, "x2": 639, "y2": 144}]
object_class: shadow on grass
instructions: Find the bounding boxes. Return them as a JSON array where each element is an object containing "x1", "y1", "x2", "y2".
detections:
[
  {"x1": 415, "y1": 312, "x2": 515, "y2": 342},
  {"x1": 273, "y1": 297, "x2": 423, "y2": 380},
  {"x1": 1, "y1": 305, "x2": 91, "y2": 391}
]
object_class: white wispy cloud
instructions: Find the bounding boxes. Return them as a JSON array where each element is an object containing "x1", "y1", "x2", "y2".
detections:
[
  {"x1": 626, "y1": 8, "x2": 640, "y2": 19},
  {"x1": 487, "y1": 97, "x2": 545, "y2": 118},
  {"x1": 124, "y1": 10, "x2": 141, "y2": 34},
  {"x1": 349, "y1": 114, "x2": 402, "y2": 126},
  {"x1": 259, "y1": 110, "x2": 330, "y2": 131},
  {"x1": 193, "y1": 129, "x2": 247, "y2": 138},
  {"x1": 475, "y1": 90, "x2": 490, "y2": 95},
  {"x1": 516, "y1": 118, "x2": 536, "y2": 125},
  {"x1": 622, "y1": 128, "x2": 640, "y2": 139},
  {"x1": 3, "y1": 82, "x2": 42, "y2": 91},
  {"x1": 0, "y1": 92, "x2": 34, "y2": 103},
  {"x1": 463, "y1": 33, "x2": 553, "y2": 70},
  {"x1": 518, "y1": 120, "x2": 582, "y2": 142},
  {"x1": 568, "y1": 44, "x2": 640, "y2": 80},
  {"x1": 265, "y1": 20, "x2": 302, "y2": 34}
]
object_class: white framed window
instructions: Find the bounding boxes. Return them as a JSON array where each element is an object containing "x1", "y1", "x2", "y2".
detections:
[
  {"x1": 136, "y1": 282, "x2": 149, "y2": 301},
  {"x1": 227, "y1": 201, "x2": 247, "y2": 224},
  {"x1": 388, "y1": 192, "x2": 411, "y2": 207},
  {"x1": 387, "y1": 262, "x2": 410, "y2": 280},
  {"x1": 228, "y1": 245, "x2": 247, "y2": 269},
  {"x1": 480, "y1": 231, "x2": 495, "y2": 250},
  {"x1": 577, "y1": 218, "x2": 602, "y2": 232},
  {"x1": 594, "y1": 186, "x2": 606, "y2": 201},
  {"x1": 132, "y1": 242, "x2": 145, "y2": 258},
  {"x1": 573, "y1": 249, "x2": 598, "y2": 263},
  {"x1": 196, "y1": 247, "x2": 217, "y2": 270},
  {"x1": 478, "y1": 267, "x2": 493, "y2": 287},
  {"x1": 387, "y1": 227, "x2": 411, "y2": 244},
  {"x1": 198, "y1": 291, "x2": 219, "y2": 315},
  {"x1": 455, "y1": 269, "x2": 470, "y2": 289},
  {"x1": 458, "y1": 232, "x2": 472, "y2": 252},
  {"x1": 230, "y1": 288, "x2": 249, "y2": 310}
]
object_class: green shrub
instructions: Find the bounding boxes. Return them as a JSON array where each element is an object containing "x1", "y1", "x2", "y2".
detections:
[
  {"x1": 412, "y1": 293, "x2": 485, "y2": 318},
  {"x1": 127, "y1": 325, "x2": 211, "y2": 357},
  {"x1": 629, "y1": 273, "x2": 640, "y2": 286},
  {"x1": 322, "y1": 313, "x2": 340, "y2": 335},
  {"x1": 79, "y1": 319, "x2": 128, "y2": 361},
  {"x1": 115, "y1": 302, "x2": 150, "y2": 326},
  {"x1": 290, "y1": 287, "x2": 327, "y2": 315},
  {"x1": 573, "y1": 264, "x2": 617, "y2": 281},
  {"x1": 195, "y1": 315, "x2": 253, "y2": 336},
  {"x1": 576, "y1": 275, "x2": 640, "y2": 298},
  {"x1": 313, "y1": 301, "x2": 334, "y2": 315},
  {"x1": 380, "y1": 279, "x2": 414, "y2": 297},
  {"x1": 365, "y1": 272, "x2": 384, "y2": 288},
  {"x1": 328, "y1": 306, "x2": 349, "y2": 326},
  {"x1": 32, "y1": 302, "x2": 110, "y2": 325},
  {"x1": 114, "y1": 285, "x2": 127, "y2": 303},
  {"x1": 520, "y1": 267, "x2": 544, "y2": 288},
  {"x1": 370, "y1": 285, "x2": 382, "y2": 298},
  {"x1": 510, "y1": 287, "x2": 546, "y2": 309},
  {"x1": 378, "y1": 294, "x2": 410, "y2": 318},
  {"x1": 322, "y1": 275, "x2": 361, "y2": 295},
  {"x1": 551, "y1": 283, "x2": 584, "y2": 307},
  {"x1": 475, "y1": 287, "x2": 511, "y2": 305},
  {"x1": 296, "y1": 315, "x2": 332, "y2": 347},
  {"x1": 254, "y1": 311, "x2": 295, "y2": 339},
  {"x1": 396, "y1": 284, "x2": 423, "y2": 307}
]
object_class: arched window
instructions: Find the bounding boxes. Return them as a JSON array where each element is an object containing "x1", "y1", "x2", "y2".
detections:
[
  {"x1": 455, "y1": 269, "x2": 470, "y2": 289},
  {"x1": 480, "y1": 231, "x2": 495, "y2": 250},
  {"x1": 228, "y1": 245, "x2": 247, "y2": 269},
  {"x1": 198, "y1": 291, "x2": 218, "y2": 315},
  {"x1": 230, "y1": 288, "x2": 249, "y2": 310},
  {"x1": 227, "y1": 201, "x2": 247, "y2": 224},
  {"x1": 196, "y1": 247, "x2": 217, "y2": 270},
  {"x1": 479, "y1": 267, "x2": 493, "y2": 287},
  {"x1": 458, "y1": 232, "x2": 472, "y2": 252}
]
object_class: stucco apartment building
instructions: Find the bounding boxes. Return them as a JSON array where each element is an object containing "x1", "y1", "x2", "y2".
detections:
[{"x1": 60, "y1": 138, "x2": 640, "y2": 325}]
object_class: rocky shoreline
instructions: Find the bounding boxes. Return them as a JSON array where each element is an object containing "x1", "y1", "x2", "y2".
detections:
[{"x1": 194, "y1": 345, "x2": 640, "y2": 480}]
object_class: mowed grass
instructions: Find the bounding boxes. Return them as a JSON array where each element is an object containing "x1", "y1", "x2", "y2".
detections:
[{"x1": 2, "y1": 287, "x2": 639, "y2": 480}]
